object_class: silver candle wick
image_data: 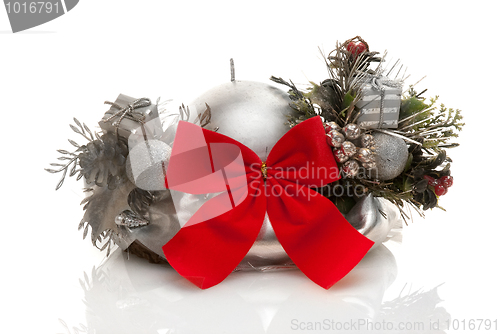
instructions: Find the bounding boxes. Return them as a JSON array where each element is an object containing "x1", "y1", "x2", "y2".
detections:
[{"x1": 230, "y1": 58, "x2": 235, "y2": 82}]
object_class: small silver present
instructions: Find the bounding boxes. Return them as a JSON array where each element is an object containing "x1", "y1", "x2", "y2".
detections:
[
  {"x1": 356, "y1": 77, "x2": 402, "y2": 129},
  {"x1": 99, "y1": 94, "x2": 162, "y2": 139}
]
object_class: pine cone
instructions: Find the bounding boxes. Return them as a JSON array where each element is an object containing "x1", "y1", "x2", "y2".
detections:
[{"x1": 78, "y1": 133, "x2": 128, "y2": 189}]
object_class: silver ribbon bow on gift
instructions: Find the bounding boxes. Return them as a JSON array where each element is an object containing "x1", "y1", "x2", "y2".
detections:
[
  {"x1": 103, "y1": 97, "x2": 152, "y2": 131},
  {"x1": 368, "y1": 76, "x2": 403, "y2": 129}
]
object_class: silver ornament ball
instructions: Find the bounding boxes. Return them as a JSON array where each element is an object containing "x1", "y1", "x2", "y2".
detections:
[
  {"x1": 372, "y1": 132, "x2": 409, "y2": 181},
  {"x1": 126, "y1": 140, "x2": 171, "y2": 191}
]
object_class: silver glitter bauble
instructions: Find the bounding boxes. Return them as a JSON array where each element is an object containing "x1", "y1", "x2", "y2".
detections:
[
  {"x1": 372, "y1": 132, "x2": 408, "y2": 181},
  {"x1": 188, "y1": 81, "x2": 297, "y2": 160},
  {"x1": 324, "y1": 121, "x2": 341, "y2": 133},
  {"x1": 326, "y1": 130, "x2": 345, "y2": 148},
  {"x1": 342, "y1": 160, "x2": 360, "y2": 177},
  {"x1": 343, "y1": 123, "x2": 361, "y2": 140},
  {"x1": 126, "y1": 140, "x2": 171, "y2": 191}
]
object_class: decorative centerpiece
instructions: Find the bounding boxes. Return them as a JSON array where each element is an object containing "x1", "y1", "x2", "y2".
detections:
[{"x1": 47, "y1": 37, "x2": 463, "y2": 289}]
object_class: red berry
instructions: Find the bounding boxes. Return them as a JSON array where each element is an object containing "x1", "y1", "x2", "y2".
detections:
[
  {"x1": 355, "y1": 43, "x2": 366, "y2": 55},
  {"x1": 439, "y1": 176, "x2": 453, "y2": 188},
  {"x1": 347, "y1": 42, "x2": 356, "y2": 53},
  {"x1": 346, "y1": 42, "x2": 366, "y2": 57},
  {"x1": 434, "y1": 184, "x2": 447, "y2": 196},
  {"x1": 423, "y1": 175, "x2": 438, "y2": 187}
]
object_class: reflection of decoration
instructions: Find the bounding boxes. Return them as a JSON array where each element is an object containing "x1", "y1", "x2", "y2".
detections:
[
  {"x1": 379, "y1": 285, "x2": 450, "y2": 334},
  {"x1": 76, "y1": 245, "x2": 398, "y2": 333},
  {"x1": 67, "y1": 245, "x2": 448, "y2": 334}
]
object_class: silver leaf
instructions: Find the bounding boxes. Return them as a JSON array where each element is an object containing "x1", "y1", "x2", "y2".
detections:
[{"x1": 80, "y1": 181, "x2": 135, "y2": 245}]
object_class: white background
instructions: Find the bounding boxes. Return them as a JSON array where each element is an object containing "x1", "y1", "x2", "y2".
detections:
[{"x1": 1, "y1": 1, "x2": 499, "y2": 333}]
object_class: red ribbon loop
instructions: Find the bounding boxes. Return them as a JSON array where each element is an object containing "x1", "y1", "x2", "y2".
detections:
[{"x1": 163, "y1": 116, "x2": 374, "y2": 289}]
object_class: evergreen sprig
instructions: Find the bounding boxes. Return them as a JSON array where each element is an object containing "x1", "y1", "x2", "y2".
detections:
[
  {"x1": 270, "y1": 76, "x2": 317, "y2": 127},
  {"x1": 271, "y1": 37, "x2": 464, "y2": 219},
  {"x1": 45, "y1": 118, "x2": 95, "y2": 190}
]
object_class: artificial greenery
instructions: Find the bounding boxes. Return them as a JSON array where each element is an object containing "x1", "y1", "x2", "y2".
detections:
[{"x1": 271, "y1": 37, "x2": 464, "y2": 220}]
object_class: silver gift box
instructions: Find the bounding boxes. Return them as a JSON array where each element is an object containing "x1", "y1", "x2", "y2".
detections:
[
  {"x1": 98, "y1": 94, "x2": 162, "y2": 139},
  {"x1": 356, "y1": 78, "x2": 402, "y2": 129}
]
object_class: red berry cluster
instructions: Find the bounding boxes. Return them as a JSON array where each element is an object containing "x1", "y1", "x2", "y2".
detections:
[
  {"x1": 423, "y1": 175, "x2": 453, "y2": 196},
  {"x1": 346, "y1": 42, "x2": 367, "y2": 58}
]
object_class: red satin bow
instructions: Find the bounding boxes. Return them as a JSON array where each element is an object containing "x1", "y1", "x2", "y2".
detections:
[{"x1": 163, "y1": 116, "x2": 374, "y2": 289}]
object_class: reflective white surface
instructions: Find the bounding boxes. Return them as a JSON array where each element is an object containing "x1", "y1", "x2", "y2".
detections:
[
  {"x1": 55, "y1": 242, "x2": 454, "y2": 334},
  {"x1": 80, "y1": 246, "x2": 398, "y2": 334}
]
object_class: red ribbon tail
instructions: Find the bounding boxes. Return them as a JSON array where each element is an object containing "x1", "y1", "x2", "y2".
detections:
[
  {"x1": 266, "y1": 179, "x2": 374, "y2": 289},
  {"x1": 163, "y1": 182, "x2": 266, "y2": 289}
]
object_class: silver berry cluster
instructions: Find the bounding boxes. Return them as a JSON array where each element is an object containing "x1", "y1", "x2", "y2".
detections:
[{"x1": 324, "y1": 122, "x2": 376, "y2": 177}]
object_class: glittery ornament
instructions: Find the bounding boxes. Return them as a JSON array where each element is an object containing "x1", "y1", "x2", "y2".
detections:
[
  {"x1": 342, "y1": 160, "x2": 360, "y2": 177},
  {"x1": 360, "y1": 134, "x2": 375, "y2": 148},
  {"x1": 126, "y1": 140, "x2": 172, "y2": 191},
  {"x1": 326, "y1": 130, "x2": 345, "y2": 148},
  {"x1": 343, "y1": 123, "x2": 361, "y2": 140},
  {"x1": 324, "y1": 121, "x2": 341, "y2": 133},
  {"x1": 341, "y1": 141, "x2": 357, "y2": 158},
  {"x1": 372, "y1": 132, "x2": 408, "y2": 181}
]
